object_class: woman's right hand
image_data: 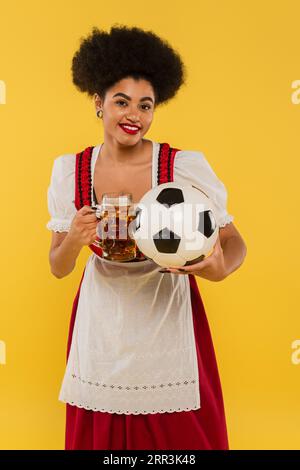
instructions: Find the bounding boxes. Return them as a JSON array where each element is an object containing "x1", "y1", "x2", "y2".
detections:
[{"x1": 67, "y1": 205, "x2": 99, "y2": 247}]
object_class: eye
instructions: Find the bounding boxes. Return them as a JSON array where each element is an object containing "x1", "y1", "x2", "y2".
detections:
[{"x1": 115, "y1": 100, "x2": 151, "y2": 110}]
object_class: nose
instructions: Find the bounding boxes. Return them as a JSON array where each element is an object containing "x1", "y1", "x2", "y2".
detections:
[
  {"x1": 125, "y1": 106, "x2": 141, "y2": 122},
  {"x1": 125, "y1": 117, "x2": 141, "y2": 128},
  {"x1": 126, "y1": 114, "x2": 139, "y2": 122}
]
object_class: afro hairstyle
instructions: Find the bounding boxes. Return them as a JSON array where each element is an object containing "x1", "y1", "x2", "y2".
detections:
[{"x1": 71, "y1": 24, "x2": 187, "y2": 108}]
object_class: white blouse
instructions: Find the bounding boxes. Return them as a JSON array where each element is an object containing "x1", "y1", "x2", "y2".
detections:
[
  {"x1": 46, "y1": 141, "x2": 234, "y2": 415},
  {"x1": 46, "y1": 141, "x2": 234, "y2": 232}
]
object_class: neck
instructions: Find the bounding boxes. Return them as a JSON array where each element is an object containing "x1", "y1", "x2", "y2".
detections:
[{"x1": 100, "y1": 136, "x2": 148, "y2": 166}]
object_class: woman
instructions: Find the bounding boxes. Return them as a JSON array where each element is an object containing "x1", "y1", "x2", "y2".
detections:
[{"x1": 46, "y1": 25, "x2": 247, "y2": 450}]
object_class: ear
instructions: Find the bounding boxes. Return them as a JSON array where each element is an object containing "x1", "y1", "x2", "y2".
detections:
[{"x1": 94, "y1": 93, "x2": 103, "y2": 109}]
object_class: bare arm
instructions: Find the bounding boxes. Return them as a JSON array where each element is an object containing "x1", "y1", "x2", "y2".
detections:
[
  {"x1": 219, "y1": 222, "x2": 247, "y2": 277},
  {"x1": 49, "y1": 232, "x2": 83, "y2": 278},
  {"x1": 48, "y1": 205, "x2": 99, "y2": 279}
]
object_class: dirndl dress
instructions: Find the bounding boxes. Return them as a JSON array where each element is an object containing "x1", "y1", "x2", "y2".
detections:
[{"x1": 46, "y1": 141, "x2": 234, "y2": 450}]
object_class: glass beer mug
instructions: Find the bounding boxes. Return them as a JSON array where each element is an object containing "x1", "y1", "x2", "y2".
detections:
[{"x1": 93, "y1": 192, "x2": 137, "y2": 262}]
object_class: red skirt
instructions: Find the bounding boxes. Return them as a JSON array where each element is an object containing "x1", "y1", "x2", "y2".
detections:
[{"x1": 64, "y1": 270, "x2": 229, "y2": 450}]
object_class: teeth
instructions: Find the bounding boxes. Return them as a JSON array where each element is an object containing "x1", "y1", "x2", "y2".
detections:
[{"x1": 121, "y1": 125, "x2": 139, "y2": 130}]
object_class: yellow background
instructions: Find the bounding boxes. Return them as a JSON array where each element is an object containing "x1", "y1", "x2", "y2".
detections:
[{"x1": 0, "y1": 0, "x2": 299, "y2": 450}]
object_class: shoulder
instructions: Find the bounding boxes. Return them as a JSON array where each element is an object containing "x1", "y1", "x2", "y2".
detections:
[
  {"x1": 173, "y1": 147, "x2": 228, "y2": 200},
  {"x1": 174, "y1": 148, "x2": 216, "y2": 174},
  {"x1": 174, "y1": 148, "x2": 212, "y2": 167},
  {"x1": 174, "y1": 148, "x2": 224, "y2": 185},
  {"x1": 174, "y1": 149, "x2": 205, "y2": 159},
  {"x1": 50, "y1": 153, "x2": 76, "y2": 184}
]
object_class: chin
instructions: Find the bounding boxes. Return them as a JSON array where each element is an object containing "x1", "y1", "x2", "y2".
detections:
[{"x1": 117, "y1": 135, "x2": 143, "y2": 146}]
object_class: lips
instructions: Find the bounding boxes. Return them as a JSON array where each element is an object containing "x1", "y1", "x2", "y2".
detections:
[{"x1": 119, "y1": 124, "x2": 140, "y2": 135}]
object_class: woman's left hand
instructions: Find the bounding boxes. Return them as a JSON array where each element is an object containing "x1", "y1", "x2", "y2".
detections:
[{"x1": 162, "y1": 235, "x2": 228, "y2": 282}]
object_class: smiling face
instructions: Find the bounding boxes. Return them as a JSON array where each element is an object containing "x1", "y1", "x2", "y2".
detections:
[{"x1": 94, "y1": 77, "x2": 156, "y2": 146}]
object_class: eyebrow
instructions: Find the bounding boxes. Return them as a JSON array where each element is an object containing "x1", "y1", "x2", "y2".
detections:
[{"x1": 112, "y1": 92, "x2": 154, "y2": 104}]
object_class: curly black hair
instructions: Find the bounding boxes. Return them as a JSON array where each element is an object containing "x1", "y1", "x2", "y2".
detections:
[{"x1": 71, "y1": 24, "x2": 187, "y2": 108}]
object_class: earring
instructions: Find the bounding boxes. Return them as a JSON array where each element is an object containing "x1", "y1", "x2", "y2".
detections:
[{"x1": 97, "y1": 109, "x2": 103, "y2": 119}]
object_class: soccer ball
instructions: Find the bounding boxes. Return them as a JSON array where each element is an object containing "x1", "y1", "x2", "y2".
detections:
[{"x1": 128, "y1": 182, "x2": 219, "y2": 268}]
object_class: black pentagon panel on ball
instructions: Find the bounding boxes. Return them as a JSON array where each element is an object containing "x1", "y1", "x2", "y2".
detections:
[
  {"x1": 197, "y1": 210, "x2": 216, "y2": 238},
  {"x1": 153, "y1": 227, "x2": 181, "y2": 253},
  {"x1": 156, "y1": 188, "x2": 184, "y2": 208},
  {"x1": 134, "y1": 207, "x2": 142, "y2": 231}
]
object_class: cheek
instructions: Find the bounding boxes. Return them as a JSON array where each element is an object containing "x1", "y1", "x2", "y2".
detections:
[
  {"x1": 104, "y1": 108, "x2": 124, "y2": 124},
  {"x1": 144, "y1": 113, "x2": 153, "y2": 124},
  {"x1": 105, "y1": 103, "x2": 121, "y2": 115}
]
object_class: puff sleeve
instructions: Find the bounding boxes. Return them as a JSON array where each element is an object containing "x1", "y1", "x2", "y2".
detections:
[
  {"x1": 46, "y1": 154, "x2": 77, "y2": 232},
  {"x1": 173, "y1": 150, "x2": 234, "y2": 228}
]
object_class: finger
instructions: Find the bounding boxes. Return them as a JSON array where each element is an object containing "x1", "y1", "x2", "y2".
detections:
[
  {"x1": 166, "y1": 267, "x2": 202, "y2": 275},
  {"x1": 79, "y1": 213, "x2": 99, "y2": 223},
  {"x1": 80, "y1": 205, "x2": 97, "y2": 215},
  {"x1": 168, "y1": 270, "x2": 189, "y2": 274},
  {"x1": 168, "y1": 258, "x2": 210, "y2": 272},
  {"x1": 166, "y1": 267, "x2": 193, "y2": 274},
  {"x1": 77, "y1": 223, "x2": 99, "y2": 233},
  {"x1": 85, "y1": 222, "x2": 100, "y2": 230},
  {"x1": 159, "y1": 269, "x2": 187, "y2": 275}
]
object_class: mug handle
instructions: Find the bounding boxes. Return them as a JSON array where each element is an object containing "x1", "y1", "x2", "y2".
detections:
[{"x1": 91, "y1": 204, "x2": 103, "y2": 219}]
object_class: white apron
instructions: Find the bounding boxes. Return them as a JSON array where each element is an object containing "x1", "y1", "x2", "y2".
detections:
[{"x1": 58, "y1": 254, "x2": 201, "y2": 415}]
